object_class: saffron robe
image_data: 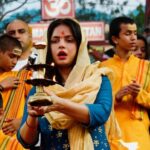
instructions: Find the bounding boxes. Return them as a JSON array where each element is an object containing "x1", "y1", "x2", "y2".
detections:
[
  {"x1": 100, "y1": 55, "x2": 150, "y2": 150},
  {"x1": 0, "y1": 70, "x2": 31, "y2": 150}
]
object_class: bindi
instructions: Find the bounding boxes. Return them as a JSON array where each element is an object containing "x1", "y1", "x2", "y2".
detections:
[{"x1": 61, "y1": 31, "x2": 65, "y2": 36}]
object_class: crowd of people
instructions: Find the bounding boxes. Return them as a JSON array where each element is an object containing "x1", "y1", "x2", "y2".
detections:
[{"x1": 0, "y1": 15, "x2": 149, "y2": 150}]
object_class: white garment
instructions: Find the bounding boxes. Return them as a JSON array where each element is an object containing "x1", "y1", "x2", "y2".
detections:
[
  {"x1": 119, "y1": 140, "x2": 138, "y2": 150},
  {"x1": 12, "y1": 59, "x2": 28, "y2": 71}
]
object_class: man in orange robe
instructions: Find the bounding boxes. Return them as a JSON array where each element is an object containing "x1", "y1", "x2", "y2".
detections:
[
  {"x1": 100, "y1": 16, "x2": 150, "y2": 150},
  {"x1": 0, "y1": 35, "x2": 31, "y2": 150}
]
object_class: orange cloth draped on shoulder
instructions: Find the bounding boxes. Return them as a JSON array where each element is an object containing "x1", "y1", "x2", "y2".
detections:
[
  {"x1": 100, "y1": 55, "x2": 150, "y2": 150},
  {"x1": 0, "y1": 70, "x2": 32, "y2": 150}
]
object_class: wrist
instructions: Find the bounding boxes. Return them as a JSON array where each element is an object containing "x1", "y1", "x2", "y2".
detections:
[
  {"x1": 26, "y1": 119, "x2": 37, "y2": 129},
  {"x1": 26, "y1": 116, "x2": 38, "y2": 129},
  {"x1": 28, "y1": 113, "x2": 38, "y2": 118}
]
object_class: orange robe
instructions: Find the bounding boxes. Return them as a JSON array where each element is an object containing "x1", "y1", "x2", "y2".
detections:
[
  {"x1": 0, "y1": 70, "x2": 32, "y2": 150},
  {"x1": 100, "y1": 55, "x2": 150, "y2": 150}
]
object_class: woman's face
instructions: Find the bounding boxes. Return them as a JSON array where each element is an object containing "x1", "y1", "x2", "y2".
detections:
[
  {"x1": 132, "y1": 39, "x2": 146, "y2": 59},
  {"x1": 50, "y1": 24, "x2": 77, "y2": 68}
]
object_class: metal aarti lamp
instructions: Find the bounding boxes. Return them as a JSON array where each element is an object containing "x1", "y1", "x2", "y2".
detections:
[{"x1": 26, "y1": 42, "x2": 55, "y2": 106}]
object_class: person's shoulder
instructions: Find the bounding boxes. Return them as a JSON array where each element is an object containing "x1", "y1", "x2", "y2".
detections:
[{"x1": 100, "y1": 57, "x2": 114, "y2": 66}]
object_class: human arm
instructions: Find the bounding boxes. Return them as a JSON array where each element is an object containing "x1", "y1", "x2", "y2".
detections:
[
  {"x1": 19, "y1": 114, "x2": 38, "y2": 145},
  {"x1": 43, "y1": 76, "x2": 112, "y2": 127},
  {"x1": 85, "y1": 76, "x2": 112, "y2": 128},
  {"x1": 43, "y1": 89, "x2": 91, "y2": 124},
  {"x1": 17, "y1": 87, "x2": 39, "y2": 148},
  {"x1": 24, "y1": 77, "x2": 112, "y2": 126}
]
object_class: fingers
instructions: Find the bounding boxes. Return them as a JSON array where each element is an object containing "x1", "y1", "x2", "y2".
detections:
[
  {"x1": 2, "y1": 76, "x2": 21, "y2": 89},
  {"x1": 28, "y1": 104, "x2": 55, "y2": 115},
  {"x1": 2, "y1": 125, "x2": 16, "y2": 135},
  {"x1": 130, "y1": 80, "x2": 141, "y2": 88},
  {"x1": 2, "y1": 118, "x2": 16, "y2": 135},
  {"x1": 128, "y1": 82, "x2": 141, "y2": 94},
  {"x1": 5, "y1": 118, "x2": 14, "y2": 122},
  {"x1": 42, "y1": 105, "x2": 57, "y2": 113},
  {"x1": 28, "y1": 104, "x2": 45, "y2": 116},
  {"x1": 7, "y1": 77, "x2": 19, "y2": 82},
  {"x1": 43, "y1": 87, "x2": 55, "y2": 96},
  {"x1": 14, "y1": 79, "x2": 20, "y2": 85},
  {"x1": 12, "y1": 78, "x2": 21, "y2": 89},
  {"x1": 115, "y1": 86, "x2": 131, "y2": 102}
]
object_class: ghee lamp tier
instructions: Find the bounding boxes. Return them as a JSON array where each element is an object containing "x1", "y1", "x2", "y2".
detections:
[
  {"x1": 25, "y1": 42, "x2": 54, "y2": 106},
  {"x1": 34, "y1": 42, "x2": 46, "y2": 65},
  {"x1": 34, "y1": 42, "x2": 47, "y2": 79}
]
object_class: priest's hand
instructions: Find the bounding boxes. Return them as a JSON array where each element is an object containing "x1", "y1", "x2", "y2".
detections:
[{"x1": 2, "y1": 118, "x2": 21, "y2": 135}]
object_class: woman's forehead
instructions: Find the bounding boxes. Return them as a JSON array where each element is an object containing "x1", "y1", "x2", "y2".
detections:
[{"x1": 52, "y1": 24, "x2": 72, "y2": 36}]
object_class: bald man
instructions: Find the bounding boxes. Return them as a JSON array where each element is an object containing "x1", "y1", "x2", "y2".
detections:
[{"x1": 6, "y1": 19, "x2": 37, "y2": 71}]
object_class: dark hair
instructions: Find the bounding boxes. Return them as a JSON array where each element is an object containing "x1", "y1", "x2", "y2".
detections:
[
  {"x1": 109, "y1": 16, "x2": 135, "y2": 46},
  {"x1": 45, "y1": 18, "x2": 82, "y2": 83},
  {"x1": 0, "y1": 34, "x2": 22, "y2": 52},
  {"x1": 137, "y1": 34, "x2": 149, "y2": 59}
]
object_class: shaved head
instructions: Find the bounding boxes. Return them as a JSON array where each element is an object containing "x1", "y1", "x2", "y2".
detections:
[
  {"x1": 6, "y1": 20, "x2": 30, "y2": 33},
  {"x1": 6, "y1": 19, "x2": 32, "y2": 52}
]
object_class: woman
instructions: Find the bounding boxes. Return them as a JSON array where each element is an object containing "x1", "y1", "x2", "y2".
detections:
[
  {"x1": 132, "y1": 34, "x2": 148, "y2": 59},
  {"x1": 17, "y1": 18, "x2": 112, "y2": 150}
]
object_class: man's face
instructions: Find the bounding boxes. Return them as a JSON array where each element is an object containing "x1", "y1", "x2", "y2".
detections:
[
  {"x1": 113, "y1": 23, "x2": 137, "y2": 52},
  {"x1": 6, "y1": 20, "x2": 32, "y2": 52},
  {"x1": 0, "y1": 48, "x2": 22, "y2": 72}
]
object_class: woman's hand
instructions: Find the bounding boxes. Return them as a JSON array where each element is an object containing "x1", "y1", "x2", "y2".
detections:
[
  {"x1": 27, "y1": 104, "x2": 46, "y2": 117},
  {"x1": 43, "y1": 87, "x2": 90, "y2": 124},
  {"x1": 43, "y1": 87, "x2": 65, "y2": 112}
]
